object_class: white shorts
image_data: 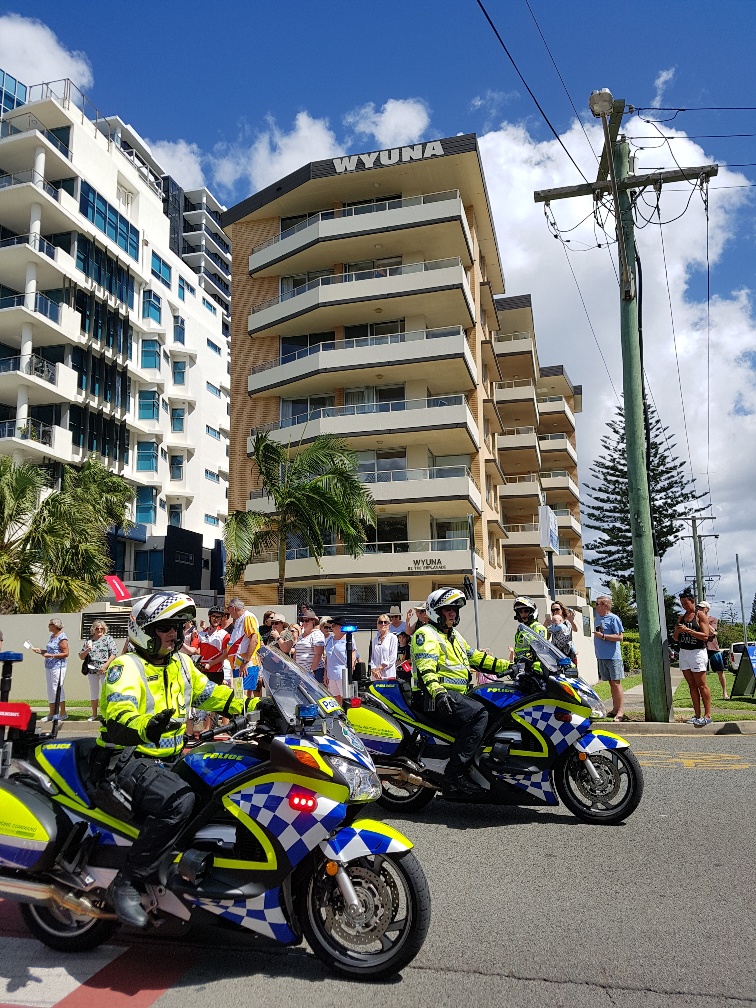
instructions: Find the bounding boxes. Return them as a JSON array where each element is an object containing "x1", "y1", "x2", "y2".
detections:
[{"x1": 679, "y1": 649, "x2": 708, "y2": 673}]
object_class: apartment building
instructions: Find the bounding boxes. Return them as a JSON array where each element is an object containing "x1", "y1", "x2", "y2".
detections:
[
  {"x1": 0, "y1": 71, "x2": 231, "y2": 595},
  {"x1": 223, "y1": 133, "x2": 585, "y2": 612}
]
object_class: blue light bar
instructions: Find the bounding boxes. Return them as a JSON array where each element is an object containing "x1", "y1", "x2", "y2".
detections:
[
  {"x1": 297, "y1": 704, "x2": 319, "y2": 720},
  {"x1": 341, "y1": 625, "x2": 358, "y2": 633}
]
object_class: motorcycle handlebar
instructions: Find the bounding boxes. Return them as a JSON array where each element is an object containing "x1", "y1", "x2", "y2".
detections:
[{"x1": 189, "y1": 713, "x2": 253, "y2": 747}]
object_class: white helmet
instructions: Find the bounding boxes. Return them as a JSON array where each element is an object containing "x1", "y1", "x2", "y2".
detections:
[
  {"x1": 128, "y1": 591, "x2": 196, "y2": 658},
  {"x1": 513, "y1": 596, "x2": 538, "y2": 623},
  {"x1": 426, "y1": 587, "x2": 466, "y2": 627}
]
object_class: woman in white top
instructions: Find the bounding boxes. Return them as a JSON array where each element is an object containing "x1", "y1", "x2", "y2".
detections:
[
  {"x1": 370, "y1": 614, "x2": 398, "y2": 680},
  {"x1": 294, "y1": 613, "x2": 326, "y2": 683}
]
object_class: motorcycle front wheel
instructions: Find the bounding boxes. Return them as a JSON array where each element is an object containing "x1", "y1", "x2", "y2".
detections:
[
  {"x1": 555, "y1": 746, "x2": 644, "y2": 825},
  {"x1": 297, "y1": 851, "x2": 431, "y2": 979},
  {"x1": 20, "y1": 900, "x2": 118, "y2": 952}
]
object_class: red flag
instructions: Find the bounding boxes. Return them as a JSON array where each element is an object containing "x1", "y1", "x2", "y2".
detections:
[{"x1": 105, "y1": 575, "x2": 131, "y2": 602}]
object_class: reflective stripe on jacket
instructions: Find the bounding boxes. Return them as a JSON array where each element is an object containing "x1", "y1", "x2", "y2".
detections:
[
  {"x1": 513, "y1": 622, "x2": 547, "y2": 661},
  {"x1": 98, "y1": 651, "x2": 242, "y2": 758},
  {"x1": 411, "y1": 624, "x2": 509, "y2": 697}
]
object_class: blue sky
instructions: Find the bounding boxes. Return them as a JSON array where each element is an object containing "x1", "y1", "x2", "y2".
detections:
[{"x1": 2, "y1": 1, "x2": 755, "y2": 619}]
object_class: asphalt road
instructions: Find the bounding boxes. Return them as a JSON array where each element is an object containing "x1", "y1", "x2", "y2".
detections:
[{"x1": 1, "y1": 733, "x2": 755, "y2": 1008}]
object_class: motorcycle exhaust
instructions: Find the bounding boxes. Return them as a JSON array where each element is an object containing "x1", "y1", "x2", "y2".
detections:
[
  {"x1": 0, "y1": 876, "x2": 117, "y2": 919},
  {"x1": 375, "y1": 766, "x2": 436, "y2": 790}
]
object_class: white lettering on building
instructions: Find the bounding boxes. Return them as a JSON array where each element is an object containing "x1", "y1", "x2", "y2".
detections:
[{"x1": 333, "y1": 141, "x2": 446, "y2": 174}]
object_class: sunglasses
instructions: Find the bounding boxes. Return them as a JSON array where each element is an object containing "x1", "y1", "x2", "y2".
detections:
[
  {"x1": 271, "y1": 620, "x2": 284, "y2": 625},
  {"x1": 152, "y1": 620, "x2": 180, "y2": 633},
  {"x1": 378, "y1": 620, "x2": 390, "y2": 625}
]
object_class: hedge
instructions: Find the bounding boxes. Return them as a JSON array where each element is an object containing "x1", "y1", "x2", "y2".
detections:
[{"x1": 620, "y1": 638, "x2": 642, "y2": 674}]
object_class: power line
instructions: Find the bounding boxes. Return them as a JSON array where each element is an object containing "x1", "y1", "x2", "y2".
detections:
[
  {"x1": 630, "y1": 133, "x2": 756, "y2": 139},
  {"x1": 474, "y1": 0, "x2": 590, "y2": 183},
  {"x1": 522, "y1": 0, "x2": 600, "y2": 163},
  {"x1": 638, "y1": 106, "x2": 756, "y2": 111}
]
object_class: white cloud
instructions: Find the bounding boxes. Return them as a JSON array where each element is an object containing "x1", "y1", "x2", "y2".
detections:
[
  {"x1": 148, "y1": 139, "x2": 205, "y2": 190},
  {"x1": 0, "y1": 14, "x2": 93, "y2": 90},
  {"x1": 478, "y1": 116, "x2": 756, "y2": 609},
  {"x1": 343, "y1": 98, "x2": 430, "y2": 149},
  {"x1": 651, "y1": 67, "x2": 676, "y2": 108},
  {"x1": 210, "y1": 112, "x2": 342, "y2": 195}
]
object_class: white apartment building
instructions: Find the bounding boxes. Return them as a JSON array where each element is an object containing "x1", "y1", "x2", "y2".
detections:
[
  {"x1": 222, "y1": 134, "x2": 586, "y2": 614},
  {"x1": 0, "y1": 71, "x2": 230, "y2": 595}
]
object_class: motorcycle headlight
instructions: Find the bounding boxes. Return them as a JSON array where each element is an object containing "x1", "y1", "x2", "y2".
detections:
[
  {"x1": 329, "y1": 755, "x2": 381, "y2": 801},
  {"x1": 576, "y1": 684, "x2": 607, "y2": 719}
]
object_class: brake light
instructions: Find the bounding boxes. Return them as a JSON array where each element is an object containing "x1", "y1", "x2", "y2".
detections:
[
  {"x1": 555, "y1": 710, "x2": 573, "y2": 722},
  {"x1": 346, "y1": 697, "x2": 362, "y2": 707},
  {"x1": 288, "y1": 792, "x2": 317, "y2": 813}
]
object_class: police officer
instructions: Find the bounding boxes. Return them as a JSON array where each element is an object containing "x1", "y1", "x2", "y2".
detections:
[
  {"x1": 97, "y1": 592, "x2": 246, "y2": 928},
  {"x1": 411, "y1": 588, "x2": 508, "y2": 795},
  {"x1": 512, "y1": 596, "x2": 547, "y2": 661}
]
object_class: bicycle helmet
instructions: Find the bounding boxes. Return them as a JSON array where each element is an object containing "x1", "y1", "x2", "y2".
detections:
[
  {"x1": 128, "y1": 591, "x2": 196, "y2": 658},
  {"x1": 513, "y1": 596, "x2": 538, "y2": 623},
  {"x1": 207, "y1": 605, "x2": 225, "y2": 617},
  {"x1": 426, "y1": 587, "x2": 467, "y2": 627}
]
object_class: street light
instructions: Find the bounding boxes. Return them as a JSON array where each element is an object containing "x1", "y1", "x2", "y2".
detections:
[
  {"x1": 340, "y1": 624, "x2": 358, "y2": 700},
  {"x1": 588, "y1": 88, "x2": 615, "y2": 117}
]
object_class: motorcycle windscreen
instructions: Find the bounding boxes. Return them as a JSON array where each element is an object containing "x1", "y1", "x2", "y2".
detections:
[
  {"x1": 257, "y1": 644, "x2": 342, "y2": 726},
  {"x1": 516, "y1": 622, "x2": 574, "y2": 672}
]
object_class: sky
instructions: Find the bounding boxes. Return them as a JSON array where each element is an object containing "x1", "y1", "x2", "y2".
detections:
[{"x1": 1, "y1": 0, "x2": 755, "y2": 621}]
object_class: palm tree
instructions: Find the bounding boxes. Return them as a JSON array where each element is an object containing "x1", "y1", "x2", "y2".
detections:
[
  {"x1": 224, "y1": 433, "x2": 376, "y2": 604},
  {"x1": 0, "y1": 456, "x2": 134, "y2": 613}
]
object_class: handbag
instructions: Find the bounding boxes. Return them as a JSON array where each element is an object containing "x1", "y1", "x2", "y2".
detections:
[{"x1": 81, "y1": 657, "x2": 92, "y2": 676}]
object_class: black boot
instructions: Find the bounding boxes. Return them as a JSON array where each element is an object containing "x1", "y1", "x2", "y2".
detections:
[
  {"x1": 109, "y1": 874, "x2": 148, "y2": 928},
  {"x1": 445, "y1": 768, "x2": 486, "y2": 797}
]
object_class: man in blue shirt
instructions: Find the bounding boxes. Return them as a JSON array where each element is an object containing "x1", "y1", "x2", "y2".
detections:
[{"x1": 593, "y1": 595, "x2": 625, "y2": 721}]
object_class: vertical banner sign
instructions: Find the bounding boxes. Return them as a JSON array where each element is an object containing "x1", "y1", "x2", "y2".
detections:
[{"x1": 538, "y1": 506, "x2": 559, "y2": 552}]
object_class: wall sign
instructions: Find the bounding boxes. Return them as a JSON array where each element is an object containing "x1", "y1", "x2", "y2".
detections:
[{"x1": 333, "y1": 141, "x2": 446, "y2": 174}]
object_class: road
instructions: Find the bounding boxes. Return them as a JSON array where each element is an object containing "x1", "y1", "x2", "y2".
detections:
[{"x1": 1, "y1": 733, "x2": 754, "y2": 1008}]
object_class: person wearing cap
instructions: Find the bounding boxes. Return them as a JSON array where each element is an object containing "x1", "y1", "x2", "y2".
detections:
[
  {"x1": 388, "y1": 606, "x2": 406, "y2": 635},
  {"x1": 672, "y1": 587, "x2": 712, "y2": 726},
  {"x1": 698, "y1": 601, "x2": 728, "y2": 700},
  {"x1": 268, "y1": 614, "x2": 295, "y2": 656},
  {"x1": 407, "y1": 603, "x2": 429, "y2": 636},
  {"x1": 324, "y1": 620, "x2": 359, "y2": 701}
]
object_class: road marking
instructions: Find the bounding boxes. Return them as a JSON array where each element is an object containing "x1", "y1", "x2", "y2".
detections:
[{"x1": 635, "y1": 750, "x2": 753, "y2": 769}]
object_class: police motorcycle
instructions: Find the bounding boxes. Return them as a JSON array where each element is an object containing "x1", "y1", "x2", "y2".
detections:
[
  {"x1": 348, "y1": 625, "x2": 644, "y2": 825},
  {"x1": 0, "y1": 645, "x2": 431, "y2": 979}
]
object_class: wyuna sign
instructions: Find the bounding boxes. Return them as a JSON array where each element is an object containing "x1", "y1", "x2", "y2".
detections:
[{"x1": 333, "y1": 142, "x2": 446, "y2": 174}]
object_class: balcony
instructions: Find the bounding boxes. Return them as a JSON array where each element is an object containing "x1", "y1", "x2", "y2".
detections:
[
  {"x1": 499, "y1": 473, "x2": 543, "y2": 502},
  {"x1": 0, "y1": 418, "x2": 73, "y2": 462},
  {"x1": 247, "y1": 326, "x2": 475, "y2": 397},
  {"x1": 502, "y1": 572, "x2": 547, "y2": 595},
  {"x1": 537, "y1": 395, "x2": 575, "y2": 430},
  {"x1": 248, "y1": 190, "x2": 474, "y2": 276},
  {"x1": 553, "y1": 509, "x2": 582, "y2": 536},
  {"x1": 0, "y1": 233, "x2": 68, "y2": 291},
  {"x1": 0, "y1": 170, "x2": 76, "y2": 234},
  {"x1": 501, "y1": 523, "x2": 543, "y2": 548},
  {"x1": 250, "y1": 395, "x2": 478, "y2": 454},
  {"x1": 538, "y1": 433, "x2": 577, "y2": 465},
  {"x1": 554, "y1": 549, "x2": 585, "y2": 573},
  {"x1": 0, "y1": 353, "x2": 77, "y2": 404},
  {"x1": 182, "y1": 221, "x2": 231, "y2": 257},
  {"x1": 0, "y1": 115, "x2": 73, "y2": 179},
  {"x1": 248, "y1": 257, "x2": 475, "y2": 336},
  {"x1": 0, "y1": 294, "x2": 79, "y2": 348},
  {"x1": 243, "y1": 538, "x2": 485, "y2": 585},
  {"x1": 541, "y1": 470, "x2": 580, "y2": 500},
  {"x1": 496, "y1": 426, "x2": 541, "y2": 472}
]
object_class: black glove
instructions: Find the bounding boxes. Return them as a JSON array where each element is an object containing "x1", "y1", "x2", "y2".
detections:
[
  {"x1": 434, "y1": 691, "x2": 453, "y2": 716},
  {"x1": 145, "y1": 708, "x2": 183, "y2": 744}
]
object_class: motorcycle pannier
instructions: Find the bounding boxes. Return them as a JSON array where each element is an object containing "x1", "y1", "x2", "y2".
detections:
[{"x1": 0, "y1": 778, "x2": 59, "y2": 871}]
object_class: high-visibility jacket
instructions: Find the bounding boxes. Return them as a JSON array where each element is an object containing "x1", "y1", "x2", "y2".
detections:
[
  {"x1": 98, "y1": 651, "x2": 243, "y2": 758},
  {"x1": 411, "y1": 623, "x2": 509, "y2": 698},
  {"x1": 513, "y1": 621, "x2": 548, "y2": 661}
]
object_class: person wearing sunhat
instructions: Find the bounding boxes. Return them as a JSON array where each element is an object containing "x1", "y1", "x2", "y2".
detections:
[
  {"x1": 673, "y1": 587, "x2": 712, "y2": 726},
  {"x1": 388, "y1": 606, "x2": 406, "y2": 635}
]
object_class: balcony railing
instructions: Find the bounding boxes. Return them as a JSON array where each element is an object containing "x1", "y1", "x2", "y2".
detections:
[
  {"x1": 198, "y1": 267, "x2": 230, "y2": 296},
  {"x1": 252, "y1": 257, "x2": 463, "y2": 314},
  {"x1": 541, "y1": 470, "x2": 570, "y2": 479},
  {"x1": 495, "y1": 331, "x2": 531, "y2": 343},
  {"x1": 255, "y1": 394, "x2": 466, "y2": 435},
  {"x1": 537, "y1": 395, "x2": 565, "y2": 404},
  {"x1": 251, "y1": 537, "x2": 475, "y2": 564},
  {"x1": 0, "y1": 292, "x2": 60, "y2": 323},
  {"x1": 182, "y1": 220, "x2": 231, "y2": 254},
  {"x1": 0, "y1": 116, "x2": 72, "y2": 159},
  {"x1": 500, "y1": 425, "x2": 536, "y2": 436},
  {"x1": 0, "y1": 353, "x2": 57, "y2": 383},
  {"x1": 503, "y1": 523, "x2": 539, "y2": 533},
  {"x1": 495, "y1": 379, "x2": 533, "y2": 390},
  {"x1": 0, "y1": 169, "x2": 59, "y2": 200},
  {"x1": 0, "y1": 418, "x2": 53, "y2": 444},
  {"x1": 252, "y1": 190, "x2": 460, "y2": 254},
  {"x1": 503, "y1": 573, "x2": 545, "y2": 583},
  {"x1": 539, "y1": 434, "x2": 572, "y2": 444},
  {"x1": 359, "y1": 465, "x2": 470, "y2": 484},
  {"x1": 0, "y1": 233, "x2": 56, "y2": 258},
  {"x1": 247, "y1": 326, "x2": 465, "y2": 377},
  {"x1": 506, "y1": 473, "x2": 539, "y2": 483}
]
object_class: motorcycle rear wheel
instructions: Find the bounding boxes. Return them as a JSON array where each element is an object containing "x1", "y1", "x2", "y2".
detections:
[
  {"x1": 297, "y1": 851, "x2": 431, "y2": 979},
  {"x1": 376, "y1": 776, "x2": 436, "y2": 813},
  {"x1": 555, "y1": 747, "x2": 644, "y2": 824},
  {"x1": 20, "y1": 901, "x2": 118, "y2": 952}
]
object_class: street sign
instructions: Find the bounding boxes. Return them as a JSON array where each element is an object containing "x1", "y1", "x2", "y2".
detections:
[{"x1": 538, "y1": 505, "x2": 559, "y2": 552}]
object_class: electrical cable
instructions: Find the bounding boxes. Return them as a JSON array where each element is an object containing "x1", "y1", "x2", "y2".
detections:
[
  {"x1": 630, "y1": 133, "x2": 756, "y2": 139},
  {"x1": 522, "y1": 0, "x2": 600, "y2": 164},
  {"x1": 703, "y1": 179, "x2": 711, "y2": 481},
  {"x1": 474, "y1": 0, "x2": 590, "y2": 183},
  {"x1": 638, "y1": 106, "x2": 756, "y2": 111}
]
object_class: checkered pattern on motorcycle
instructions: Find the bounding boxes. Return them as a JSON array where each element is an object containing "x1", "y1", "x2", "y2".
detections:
[{"x1": 194, "y1": 887, "x2": 296, "y2": 942}]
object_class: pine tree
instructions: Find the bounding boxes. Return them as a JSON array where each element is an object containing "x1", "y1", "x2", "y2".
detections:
[
  {"x1": 750, "y1": 592, "x2": 756, "y2": 628},
  {"x1": 582, "y1": 404, "x2": 705, "y2": 586}
]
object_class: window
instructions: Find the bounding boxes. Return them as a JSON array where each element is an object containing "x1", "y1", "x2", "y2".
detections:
[
  {"x1": 205, "y1": 469, "x2": 220, "y2": 483},
  {"x1": 138, "y1": 390, "x2": 159, "y2": 420},
  {"x1": 280, "y1": 269, "x2": 333, "y2": 298},
  {"x1": 135, "y1": 487, "x2": 156, "y2": 524},
  {"x1": 202, "y1": 297, "x2": 217, "y2": 315},
  {"x1": 173, "y1": 316, "x2": 185, "y2": 344},
  {"x1": 344, "y1": 319, "x2": 404, "y2": 343},
  {"x1": 206, "y1": 424, "x2": 220, "y2": 440},
  {"x1": 159, "y1": 498, "x2": 167, "y2": 511},
  {"x1": 76, "y1": 234, "x2": 134, "y2": 308},
  {"x1": 168, "y1": 504, "x2": 182, "y2": 527},
  {"x1": 170, "y1": 455, "x2": 184, "y2": 480},
  {"x1": 79, "y1": 181, "x2": 139, "y2": 260},
  {"x1": 160, "y1": 447, "x2": 167, "y2": 460},
  {"x1": 206, "y1": 381, "x2": 221, "y2": 397},
  {"x1": 206, "y1": 338, "x2": 221, "y2": 355},
  {"x1": 142, "y1": 290, "x2": 162, "y2": 324},
  {"x1": 175, "y1": 551, "x2": 194, "y2": 565},
  {"x1": 172, "y1": 359, "x2": 186, "y2": 385},
  {"x1": 178, "y1": 276, "x2": 195, "y2": 300},
  {"x1": 140, "y1": 338, "x2": 161, "y2": 370},
  {"x1": 136, "y1": 441, "x2": 158, "y2": 471},
  {"x1": 280, "y1": 394, "x2": 334, "y2": 426},
  {"x1": 431, "y1": 518, "x2": 468, "y2": 550},
  {"x1": 280, "y1": 331, "x2": 335, "y2": 362},
  {"x1": 161, "y1": 397, "x2": 168, "y2": 413},
  {"x1": 344, "y1": 385, "x2": 404, "y2": 412},
  {"x1": 171, "y1": 408, "x2": 185, "y2": 432},
  {"x1": 205, "y1": 514, "x2": 220, "y2": 526},
  {"x1": 356, "y1": 449, "x2": 407, "y2": 482},
  {"x1": 151, "y1": 252, "x2": 171, "y2": 288}
]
